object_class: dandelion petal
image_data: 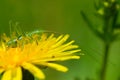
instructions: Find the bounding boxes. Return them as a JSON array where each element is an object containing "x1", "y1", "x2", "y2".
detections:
[
  {"x1": 22, "y1": 62, "x2": 45, "y2": 79},
  {"x1": 1, "y1": 70, "x2": 12, "y2": 80},
  {"x1": 42, "y1": 63, "x2": 68, "y2": 72},
  {"x1": 13, "y1": 67, "x2": 22, "y2": 80},
  {"x1": 0, "y1": 68, "x2": 4, "y2": 74}
]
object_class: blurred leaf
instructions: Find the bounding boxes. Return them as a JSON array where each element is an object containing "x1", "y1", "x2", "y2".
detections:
[
  {"x1": 93, "y1": 0, "x2": 99, "y2": 10},
  {"x1": 80, "y1": 11, "x2": 104, "y2": 40},
  {"x1": 114, "y1": 24, "x2": 120, "y2": 29},
  {"x1": 112, "y1": 10, "x2": 119, "y2": 29}
]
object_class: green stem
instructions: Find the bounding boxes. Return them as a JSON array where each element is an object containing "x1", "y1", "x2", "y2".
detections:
[
  {"x1": 101, "y1": 14, "x2": 111, "y2": 80},
  {"x1": 101, "y1": 43, "x2": 110, "y2": 80}
]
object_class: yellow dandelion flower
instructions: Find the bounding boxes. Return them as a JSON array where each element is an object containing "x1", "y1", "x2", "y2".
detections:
[{"x1": 0, "y1": 33, "x2": 81, "y2": 80}]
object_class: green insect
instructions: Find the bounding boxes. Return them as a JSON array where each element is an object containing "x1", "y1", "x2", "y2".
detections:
[
  {"x1": 6, "y1": 35, "x2": 23, "y2": 48},
  {"x1": 6, "y1": 30, "x2": 45, "y2": 48}
]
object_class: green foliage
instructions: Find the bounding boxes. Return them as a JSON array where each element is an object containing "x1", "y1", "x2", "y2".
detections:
[{"x1": 81, "y1": 0, "x2": 120, "y2": 80}]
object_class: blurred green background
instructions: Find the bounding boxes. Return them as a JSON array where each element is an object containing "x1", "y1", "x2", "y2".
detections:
[{"x1": 0, "y1": 0, "x2": 120, "y2": 80}]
